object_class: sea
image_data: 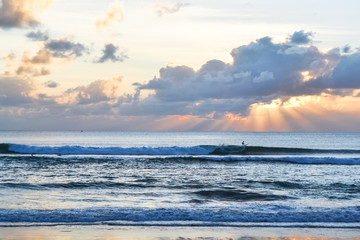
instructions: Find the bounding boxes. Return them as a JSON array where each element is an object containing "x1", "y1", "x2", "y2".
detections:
[{"x1": 0, "y1": 131, "x2": 360, "y2": 228}]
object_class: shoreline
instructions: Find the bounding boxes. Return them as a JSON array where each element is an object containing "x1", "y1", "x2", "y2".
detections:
[
  {"x1": 1, "y1": 222, "x2": 360, "y2": 228},
  {"x1": 1, "y1": 225, "x2": 360, "y2": 240}
]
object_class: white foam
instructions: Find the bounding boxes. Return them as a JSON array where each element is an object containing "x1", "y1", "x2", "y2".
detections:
[{"x1": 1, "y1": 204, "x2": 359, "y2": 224}]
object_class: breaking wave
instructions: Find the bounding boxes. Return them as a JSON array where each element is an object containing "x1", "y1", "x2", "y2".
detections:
[
  {"x1": 1, "y1": 143, "x2": 212, "y2": 155},
  {"x1": 1, "y1": 143, "x2": 360, "y2": 156},
  {"x1": 0, "y1": 205, "x2": 359, "y2": 225},
  {"x1": 1, "y1": 143, "x2": 360, "y2": 165}
]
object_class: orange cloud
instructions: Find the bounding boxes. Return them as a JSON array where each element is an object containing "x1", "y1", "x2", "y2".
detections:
[
  {"x1": 2, "y1": 49, "x2": 52, "y2": 78},
  {"x1": 0, "y1": 0, "x2": 54, "y2": 29},
  {"x1": 56, "y1": 77, "x2": 122, "y2": 105},
  {"x1": 96, "y1": 1, "x2": 124, "y2": 31}
]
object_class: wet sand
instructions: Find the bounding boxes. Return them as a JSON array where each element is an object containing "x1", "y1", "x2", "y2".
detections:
[{"x1": 0, "y1": 226, "x2": 359, "y2": 240}]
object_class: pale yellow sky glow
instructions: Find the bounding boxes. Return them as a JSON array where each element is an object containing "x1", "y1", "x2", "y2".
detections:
[
  {"x1": 0, "y1": 0, "x2": 360, "y2": 131},
  {"x1": 146, "y1": 95, "x2": 360, "y2": 132}
]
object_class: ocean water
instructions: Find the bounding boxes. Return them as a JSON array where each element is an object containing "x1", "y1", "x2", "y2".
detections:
[{"x1": 0, "y1": 131, "x2": 360, "y2": 227}]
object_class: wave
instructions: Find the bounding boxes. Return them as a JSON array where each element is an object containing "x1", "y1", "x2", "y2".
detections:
[
  {"x1": 1, "y1": 154, "x2": 360, "y2": 165},
  {"x1": 1, "y1": 143, "x2": 360, "y2": 156},
  {"x1": 193, "y1": 189, "x2": 293, "y2": 201},
  {"x1": 0, "y1": 181, "x2": 150, "y2": 190},
  {"x1": 200, "y1": 156, "x2": 360, "y2": 165},
  {"x1": 1, "y1": 143, "x2": 212, "y2": 155},
  {"x1": 1, "y1": 205, "x2": 359, "y2": 224}
]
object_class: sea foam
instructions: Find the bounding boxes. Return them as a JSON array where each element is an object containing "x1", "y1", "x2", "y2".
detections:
[{"x1": 1, "y1": 205, "x2": 359, "y2": 224}]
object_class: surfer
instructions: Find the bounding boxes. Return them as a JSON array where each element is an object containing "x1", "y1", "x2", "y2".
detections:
[{"x1": 242, "y1": 141, "x2": 245, "y2": 145}]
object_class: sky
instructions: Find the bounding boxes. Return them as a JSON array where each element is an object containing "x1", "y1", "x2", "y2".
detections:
[{"x1": 0, "y1": 0, "x2": 360, "y2": 131}]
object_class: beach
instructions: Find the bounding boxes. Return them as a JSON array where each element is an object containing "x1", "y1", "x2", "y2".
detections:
[{"x1": 1, "y1": 225, "x2": 360, "y2": 240}]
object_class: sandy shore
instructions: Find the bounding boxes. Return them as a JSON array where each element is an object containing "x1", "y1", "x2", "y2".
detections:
[{"x1": 0, "y1": 225, "x2": 359, "y2": 240}]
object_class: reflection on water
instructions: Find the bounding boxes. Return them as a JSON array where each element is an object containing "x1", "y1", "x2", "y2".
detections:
[{"x1": 0, "y1": 226, "x2": 359, "y2": 240}]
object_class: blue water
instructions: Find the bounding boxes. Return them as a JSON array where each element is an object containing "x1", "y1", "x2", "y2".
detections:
[{"x1": 0, "y1": 131, "x2": 360, "y2": 227}]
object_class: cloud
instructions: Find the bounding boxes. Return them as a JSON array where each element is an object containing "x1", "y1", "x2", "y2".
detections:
[
  {"x1": 16, "y1": 66, "x2": 51, "y2": 77},
  {"x1": 154, "y1": 2, "x2": 189, "y2": 16},
  {"x1": 342, "y1": 45, "x2": 351, "y2": 53},
  {"x1": 44, "y1": 39, "x2": 88, "y2": 58},
  {"x1": 3, "y1": 48, "x2": 52, "y2": 77},
  {"x1": 0, "y1": 0, "x2": 54, "y2": 29},
  {"x1": 3, "y1": 35, "x2": 87, "y2": 79},
  {"x1": 2, "y1": 52, "x2": 16, "y2": 59},
  {"x1": 23, "y1": 48, "x2": 52, "y2": 64},
  {"x1": 253, "y1": 71, "x2": 274, "y2": 83},
  {"x1": 134, "y1": 33, "x2": 357, "y2": 118},
  {"x1": 96, "y1": 43, "x2": 128, "y2": 63},
  {"x1": 308, "y1": 51, "x2": 360, "y2": 89},
  {"x1": 11, "y1": 48, "x2": 52, "y2": 77},
  {"x1": 1, "y1": 31, "x2": 360, "y2": 131},
  {"x1": 0, "y1": 76, "x2": 37, "y2": 106},
  {"x1": 26, "y1": 32, "x2": 88, "y2": 59},
  {"x1": 288, "y1": 30, "x2": 313, "y2": 45},
  {"x1": 96, "y1": 1, "x2": 124, "y2": 30},
  {"x1": 58, "y1": 78, "x2": 121, "y2": 105},
  {"x1": 44, "y1": 80, "x2": 58, "y2": 88},
  {"x1": 26, "y1": 30, "x2": 49, "y2": 41}
]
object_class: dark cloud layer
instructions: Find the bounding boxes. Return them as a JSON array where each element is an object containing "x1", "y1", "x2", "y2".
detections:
[
  {"x1": 134, "y1": 31, "x2": 358, "y2": 117},
  {"x1": 308, "y1": 52, "x2": 360, "y2": 89},
  {"x1": 96, "y1": 43, "x2": 128, "y2": 63}
]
